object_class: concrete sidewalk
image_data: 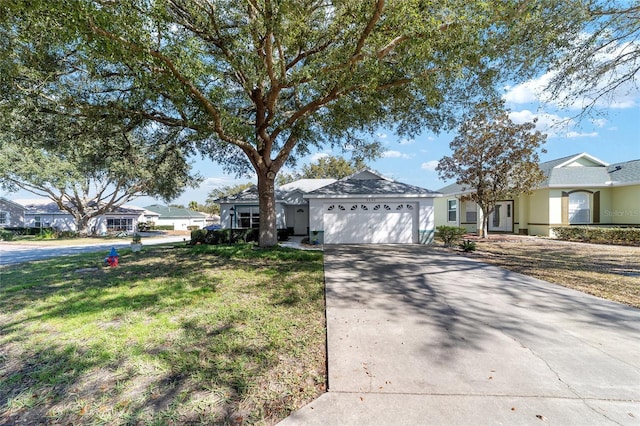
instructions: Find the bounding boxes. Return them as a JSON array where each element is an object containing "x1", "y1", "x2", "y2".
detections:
[{"x1": 279, "y1": 245, "x2": 640, "y2": 425}]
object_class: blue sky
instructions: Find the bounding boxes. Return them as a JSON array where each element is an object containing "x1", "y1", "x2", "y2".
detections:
[{"x1": 4, "y1": 67, "x2": 639, "y2": 208}]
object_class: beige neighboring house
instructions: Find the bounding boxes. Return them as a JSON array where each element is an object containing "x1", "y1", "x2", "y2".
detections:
[{"x1": 435, "y1": 153, "x2": 640, "y2": 237}]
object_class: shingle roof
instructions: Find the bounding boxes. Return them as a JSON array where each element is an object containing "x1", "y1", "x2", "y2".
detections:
[
  {"x1": 306, "y1": 170, "x2": 439, "y2": 197},
  {"x1": 13, "y1": 198, "x2": 145, "y2": 215},
  {"x1": 607, "y1": 159, "x2": 640, "y2": 184},
  {"x1": 279, "y1": 179, "x2": 336, "y2": 193},
  {"x1": 216, "y1": 186, "x2": 287, "y2": 203}
]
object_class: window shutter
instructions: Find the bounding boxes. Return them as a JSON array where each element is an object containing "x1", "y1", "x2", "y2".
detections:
[
  {"x1": 593, "y1": 191, "x2": 600, "y2": 223},
  {"x1": 561, "y1": 192, "x2": 569, "y2": 225}
]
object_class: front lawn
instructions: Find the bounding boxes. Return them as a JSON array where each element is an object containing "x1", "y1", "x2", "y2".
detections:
[
  {"x1": 0, "y1": 244, "x2": 325, "y2": 425},
  {"x1": 467, "y1": 237, "x2": 640, "y2": 309}
]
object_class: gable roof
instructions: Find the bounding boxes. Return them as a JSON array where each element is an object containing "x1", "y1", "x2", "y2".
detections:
[
  {"x1": 306, "y1": 169, "x2": 439, "y2": 198},
  {"x1": 143, "y1": 204, "x2": 207, "y2": 219},
  {"x1": 217, "y1": 178, "x2": 336, "y2": 204},
  {"x1": 12, "y1": 198, "x2": 145, "y2": 215},
  {"x1": 0, "y1": 197, "x2": 26, "y2": 211},
  {"x1": 279, "y1": 178, "x2": 336, "y2": 193},
  {"x1": 437, "y1": 153, "x2": 640, "y2": 195}
]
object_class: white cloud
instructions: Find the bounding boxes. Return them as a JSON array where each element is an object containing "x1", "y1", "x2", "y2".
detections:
[
  {"x1": 509, "y1": 109, "x2": 572, "y2": 138},
  {"x1": 309, "y1": 152, "x2": 330, "y2": 162},
  {"x1": 566, "y1": 131, "x2": 598, "y2": 138},
  {"x1": 376, "y1": 132, "x2": 388, "y2": 139},
  {"x1": 399, "y1": 138, "x2": 414, "y2": 145},
  {"x1": 421, "y1": 160, "x2": 439, "y2": 171},
  {"x1": 202, "y1": 176, "x2": 250, "y2": 187},
  {"x1": 591, "y1": 118, "x2": 608, "y2": 128},
  {"x1": 383, "y1": 150, "x2": 412, "y2": 159}
]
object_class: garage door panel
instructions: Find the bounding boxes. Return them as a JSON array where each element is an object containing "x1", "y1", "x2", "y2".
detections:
[{"x1": 323, "y1": 202, "x2": 417, "y2": 244}]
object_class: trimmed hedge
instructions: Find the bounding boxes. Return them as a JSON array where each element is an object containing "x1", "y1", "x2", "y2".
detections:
[
  {"x1": 191, "y1": 228, "x2": 290, "y2": 245},
  {"x1": 552, "y1": 226, "x2": 640, "y2": 246}
]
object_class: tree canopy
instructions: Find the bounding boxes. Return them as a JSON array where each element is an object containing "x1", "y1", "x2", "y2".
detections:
[
  {"x1": 1, "y1": 0, "x2": 589, "y2": 246},
  {"x1": 0, "y1": 109, "x2": 199, "y2": 235},
  {"x1": 437, "y1": 100, "x2": 547, "y2": 238},
  {"x1": 546, "y1": 0, "x2": 640, "y2": 113},
  {"x1": 277, "y1": 155, "x2": 366, "y2": 185}
]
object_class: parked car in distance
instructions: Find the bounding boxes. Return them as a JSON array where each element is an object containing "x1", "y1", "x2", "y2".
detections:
[{"x1": 203, "y1": 224, "x2": 222, "y2": 231}]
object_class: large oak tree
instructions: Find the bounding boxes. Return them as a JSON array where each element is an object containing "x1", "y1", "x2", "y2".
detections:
[
  {"x1": 0, "y1": 110, "x2": 199, "y2": 235},
  {"x1": 1, "y1": 0, "x2": 588, "y2": 246}
]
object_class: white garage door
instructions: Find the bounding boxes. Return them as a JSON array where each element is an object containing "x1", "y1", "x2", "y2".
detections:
[{"x1": 323, "y1": 202, "x2": 417, "y2": 244}]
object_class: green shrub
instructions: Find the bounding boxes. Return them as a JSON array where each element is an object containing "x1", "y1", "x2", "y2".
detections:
[
  {"x1": 436, "y1": 225, "x2": 467, "y2": 247},
  {"x1": 190, "y1": 229, "x2": 207, "y2": 244},
  {"x1": 551, "y1": 226, "x2": 640, "y2": 246},
  {"x1": 459, "y1": 239, "x2": 477, "y2": 252},
  {"x1": 0, "y1": 229, "x2": 14, "y2": 241}
]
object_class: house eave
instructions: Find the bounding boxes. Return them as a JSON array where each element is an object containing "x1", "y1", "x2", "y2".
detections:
[{"x1": 304, "y1": 193, "x2": 441, "y2": 199}]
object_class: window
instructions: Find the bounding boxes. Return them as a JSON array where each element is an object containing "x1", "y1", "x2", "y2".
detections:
[
  {"x1": 569, "y1": 192, "x2": 590, "y2": 223},
  {"x1": 465, "y1": 202, "x2": 477, "y2": 223},
  {"x1": 107, "y1": 218, "x2": 134, "y2": 231},
  {"x1": 447, "y1": 199, "x2": 457, "y2": 222},
  {"x1": 0, "y1": 212, "x2": 7, "y2": 226},
  {"x1": 237, "y1": 207, "x2": 260, "y2": 229},
  {"x1": 34, "y1": 216, "x2": 41, "y2": 228}
]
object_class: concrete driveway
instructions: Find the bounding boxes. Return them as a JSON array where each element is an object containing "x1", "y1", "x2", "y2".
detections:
[{"x1": 280, "y1": 245, "x2": 640, "y2": 425}]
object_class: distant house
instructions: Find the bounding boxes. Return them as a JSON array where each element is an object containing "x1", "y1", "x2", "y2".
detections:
[
  {"x1": 435, "y1": 153, "x2": 640, "y2": 236},
  {"x1": 0, "y1": 198, "x2": 25, "y2": 228},
  {"x1": 143, "y1": 205, "x2": 207, "y2": 230},
  {"x1": 218, "y1": 169, "x2": 440, "y2": 244},
  {"x1": 0, "y1": 198, "x2": 146, "y2": 234}
]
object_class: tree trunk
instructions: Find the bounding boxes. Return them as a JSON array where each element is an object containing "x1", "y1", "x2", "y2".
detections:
[
  {"x1": 479, "y1": 207, "x2": 489, "y2": 238},
  {"x1": 76, "y1": 215, "x2": 91, "y2": 237},
  {"x1": 256, "y1": 170, "x2": 278, "y2": 248}
]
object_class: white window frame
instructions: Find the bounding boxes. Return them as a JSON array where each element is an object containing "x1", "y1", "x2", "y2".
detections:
[
  {"x1": 447, "y1": 199, "x2": 457, "y2": 223},
  {"x1": 569, "y1": 192, "x2": 590, "y2": 224},
  {"x1": 237, "y1": 206, "x2": 260, "y2": 229}
]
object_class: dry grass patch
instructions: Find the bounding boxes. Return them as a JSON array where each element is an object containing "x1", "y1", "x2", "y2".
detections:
[{"x1": 462, "y1": 236, "x2": 640, "y2": 309}]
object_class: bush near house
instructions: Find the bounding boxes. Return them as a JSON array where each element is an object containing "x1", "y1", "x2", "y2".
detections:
[
  {"x1": 191, "y1": 229, "x2": 290, "y2": 245},
  {"x1": 552, "y1": 226, "x2": 640, "y2": 246},
  {"x1": 435, "y1": 225, "x2": 467, "y2": 247}
]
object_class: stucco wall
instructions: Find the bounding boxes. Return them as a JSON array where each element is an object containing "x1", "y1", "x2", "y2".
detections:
[{"x1": 609, "y1": 185, "x2": 640, "y2": 225}]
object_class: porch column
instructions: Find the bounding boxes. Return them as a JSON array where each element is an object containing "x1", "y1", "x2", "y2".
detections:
[{"x1": 518, "y1": 195, "x2": 529, "y2": 235}]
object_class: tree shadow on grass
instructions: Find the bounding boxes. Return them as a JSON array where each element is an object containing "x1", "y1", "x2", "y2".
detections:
[{"x1": 0, "y1": 244, "x2": 325, "y2": 425}]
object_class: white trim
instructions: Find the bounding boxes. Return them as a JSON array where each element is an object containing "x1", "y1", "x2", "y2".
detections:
[
  {"x1": 305, "y1": 193, "x2": 440, "y2": 199},
  {"x1": 554, "y1": 152, "x2": 609, "y2": 168}
]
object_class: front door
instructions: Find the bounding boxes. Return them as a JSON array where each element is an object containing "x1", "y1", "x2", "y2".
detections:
[
  {"x1": 488, "y1": 201, "x2": 514, "y2": 233},
  {"x1": 294, "y1": 207, "x2": 308, "y2": 235}
]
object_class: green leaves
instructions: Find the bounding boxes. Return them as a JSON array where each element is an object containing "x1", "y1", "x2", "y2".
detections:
[{"x1": 437, "y1": 99, "x2": 547, "y2": 236}]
